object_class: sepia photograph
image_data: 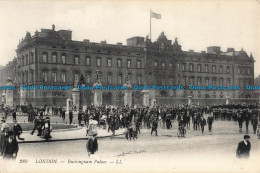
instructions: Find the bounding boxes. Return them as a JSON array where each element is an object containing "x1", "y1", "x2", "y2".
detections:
[{"x1": 0, "y1": 0, "x2": 260, "y2": 172}]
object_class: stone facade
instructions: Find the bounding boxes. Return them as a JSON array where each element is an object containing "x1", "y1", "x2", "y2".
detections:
[{"x1": 0, "y1": 25, "x2": 255, "y2": 107}]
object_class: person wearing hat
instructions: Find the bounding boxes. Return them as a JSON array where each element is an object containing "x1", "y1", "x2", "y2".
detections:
[
  {"x1": 86, "y1": 133, "x2": 98, "y2": 157},
  {"x1": 1, "y1": 131, "x2": 19, "y2": 160},
  {"x1": 236, "y1": 135, "x2": 251, "y2": 159},
  {"x1": 251, "y1": 114, "x2": 258, "y2": 134},
  {"x1": 0, "y1": 119, "x2": 9, "y2": 156},
  {"x1": 13, "y1": 120, "x2": 24, "y2": 141}
]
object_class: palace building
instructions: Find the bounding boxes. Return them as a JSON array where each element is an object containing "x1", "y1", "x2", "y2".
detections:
[{"x1": 0, "y1": 25, "x2": 255, "y2": 107}]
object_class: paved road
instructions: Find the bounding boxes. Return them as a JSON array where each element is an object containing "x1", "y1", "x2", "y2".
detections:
[{"x1": 1, "y1": 120, "x2": 259, "y2": 173}]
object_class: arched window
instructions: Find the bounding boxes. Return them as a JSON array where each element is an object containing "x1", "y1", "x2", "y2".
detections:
[{"x1": 42, "y1": 53, "x2": 48, "y2": 63}]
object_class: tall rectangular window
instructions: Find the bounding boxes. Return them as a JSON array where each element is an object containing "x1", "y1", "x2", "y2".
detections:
[
  {"x1": 154, "y1": 61, "x2": 158, "y2": 68},
  {"x1": 117, "y1": 59, "x2": 122, "y2": 68},
  {"x1": 62, "y1": 73, "x2": 66, "y2": 82},
  {"x1": 189, "y1": 64, "x2": 193, "y2": 72},
  {"x1": 107, "y1": 74, "x2": 112, "y2": 84},
  {"x1": 205, "y1": 65, "x2": 208, "y2": 73},
  {"x1": 74, "y1": 57, "x2": 79, "y2": 65},
  {"x1": 205, "y1": 78, "x2": 209, "y2": 86},
  {"x1": 62, "y1": 55, "x2": 66, "y2": 64},
  {"x1": 52, "y1": 72, "x2": 57, "y2": 82},
  {"x1": 97, "y1": 58, "x2": 101, "y2": 67},
  {"x1": 177, "y1": 63, "x2": 180, "y2": 70},
  {"x1": 107, "y1": 58, "x2": 112, "y2": 67},
  {"x1": 219, "y1": 66, "x2": 223, "y2": 73},
  {"x1": 227, "y1": 78, "x2": 230, "y2": 86},
  {"x1": 137, "y1": 61, "x2": 141, "y2": 69},
  {"x1": 220, "y1": 78, "x2": 223, "y2": 85},
  {"x1": 212, "y1": 77, "x2": 216, "y2": 85},
  {"x1": 238, "y1": 68, "x2": 241, "y2": 74},
  {"x1": 197, "y1": 65, "x2": 201, "y2": 72},
  {"x1": 75, "y1": 74, "x2": 79, "y2": 83},
  {"x1": 118, "y1": 75, "x2": 122, "y2": 84},
  {"x1": 182, "y1": 64, "x2": 185, "y2": 71},
  {"x1": 52, "y1": 54, "x2": 57, "y2": 63},
  {"x1": 248, "y1": 68, "x2": 250, "y2": 75},
  {"x1": 197, "y1": 77, "x2": 202, "y2": 86},
  {"x1": 85, "y1": 57, "x2": 90, "y2": 66},
  {"x1": 226, "y1": 66, "x2": 230, "y2": 74},
  {"x1": 212, "y1": 65, "x2": 216, "y2": 73},
  {"x1": 42, "y1": 72, "x2": 47, "y2": 82},
  {"x1": 127, "y1": 60, "x2": 131, "y2": 68},
  {"x1": 42, "y1": 54, "x2": 47, "y2": 63},
  {"x1": 169, "y1": 63, "x2": 172, "y2": 68},
  {"x1": 138, "y1": 76, "x2": 141, "y2": 85},
  {"x1": 86, "y1": 74, "x2": 91, "y2": 83}
]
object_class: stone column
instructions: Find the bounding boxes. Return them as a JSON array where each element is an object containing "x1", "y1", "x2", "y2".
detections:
[
  {"x1": 124, "y1": 90, "x2": 132, "y2": 107},
  {"x1": 66, "y1": 98, "x2": 72, "y2": 113},
  {"x1": 2, "y1": 91, "x2": 6, "y2": 105},
  {"x1": 20, "y1": 89, "x2": 26, "y2": 105},
  {"x1": 226, "y1": 96, "x2": 230, "y2": 105},
  {"x1": 142, "y1": 90, "x2": 150, "y2": 106},
  {"x1": 188, "y1": 96, "x2": 192, "y2": 105},
  {"x1": 72, "y1": 88, "x2": 80, "y2": 111},
  {"x1": 94, "y1": 90, "x2": 102, "y2": 107}
]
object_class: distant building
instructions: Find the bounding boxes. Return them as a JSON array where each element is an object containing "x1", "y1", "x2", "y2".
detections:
[{"x1": 0, "y1": 25, "x2": 256, "y2": 107}]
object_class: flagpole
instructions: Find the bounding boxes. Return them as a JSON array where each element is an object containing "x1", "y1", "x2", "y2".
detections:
[{"x1": 150, "y1": 8, "x2": 152, "y2": 41}]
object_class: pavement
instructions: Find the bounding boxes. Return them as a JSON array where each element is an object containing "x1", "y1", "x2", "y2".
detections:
[{"x1": 16, "y1": 127, "x2": 125, "y2": 143}]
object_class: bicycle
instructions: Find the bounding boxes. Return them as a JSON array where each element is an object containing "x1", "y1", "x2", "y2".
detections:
[{"x1": 177, "y1": 125, "x2": 186, "y2": 138}]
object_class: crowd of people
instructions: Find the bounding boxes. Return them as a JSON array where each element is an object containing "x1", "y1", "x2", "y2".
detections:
[{"x1": 0, "y1": 102, "x2": 259, "y2": 159}]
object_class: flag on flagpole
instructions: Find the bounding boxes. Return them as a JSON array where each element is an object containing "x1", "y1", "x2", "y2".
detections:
[{"x1": 150, "y1": 10, "x2": 161, "y2": 19}]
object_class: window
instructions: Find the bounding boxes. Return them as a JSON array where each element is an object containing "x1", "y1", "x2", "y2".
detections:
[
  {"x1": 248, "y1": 69, "x2": 250, "y2": 75},
  {"x1": 26, "y1": 55, "x2": 28, "y2": 65},
  {"x1": 52, "y1": 54, "x2": 57, "y2": 63},
  {"x1": 127, "y1": 60, "x2": 131, "y2": 68},
  {"x1": 219, "y1": 66, "x2": 223, "y2": 73},
  {"x1": 197, "y1": 77, "x2": 202, "y2": 86},
  {"x1": 212, "y1": 65, "x2": 216, "y2": 73},
  {"x1": 117, "y1": 75, "x2": 122, "y2": 84},
  {"x1": 238, "y1": 68, "x2": 241, "y2": 74},
  {"x1": 177, "y1": 63, "x2": 180, "y2": 70},
  {"x1": 107, "y1": 74, "x2": 112, "y2": 84},
  {"x1": 227, "y1": 78, "x2": 230, "y2": 86},
  {"x1": 212, "y1": 77, "x2": 216, "y2": 85},
  {"x1": 86, "y1": 57, "x2": 90, "y2": 66},
  {"x1": 189, "y1": 77, "x2": 194, "y2": 85},
  {"x1": 226, "y1": 66, "x2": 230, "y2": 74},
  {"x1": 97, "y1": 58, "x2": 101, "y2": 66},
  {"x1": 205, "y1": 65, "x2": 208, "y2": 73},
  {"x1": 162, "y1": 78, "x2": 166, "y2": 85},
  {"x1": 75, "y1": 74, "x2": 79, "y2": 83},
  {"x1": 197, "y1": 65, "x2": 201, "y2": 72},
  {"x1": 42, "y1": 54, "x2": 47, "y2": 63},
  {"x1": 219, "y1": 78, "x2": 223, "y2": 85},
  {"x1": 117, "y1": 59, "x2": 122, "y2": 68},
  {"x1": 31, "y1": 71, "x2": 34, "y2": 82},
  {"x1": 107, "y1": 58, "x2": 112, "y2": 67},
  {"x1": 189, "y1": 64, "x2": 193, "y2": 72},
  {"x1": 137, "y1": 76, "x2": 141, "y2": 85},
  {"x1": 42, "y1": 72, "x2": 47, "y2": 82},
  {"x1": 62, "y1": 73, "x2": 66, "y2": 82},
  {"x1": 74, "y1": 56, "x2": 79, "y2": 65},
  {"x1": 154, "y1": 61, "x2": 158, "y2": 68},
  {"x1": 62, "y1": 55, "x2": 66, "y2": 64},
  {"x1": 86, "y1": 74, "x2": 91, "y2": 83},
  {"x1": 182, "y1": 64, "x2": 185, "y2": 71},
  {"x1": 162, "y1": 62, "x2": 166, "y2": 69},
  {"x1": 169, "y1": 63, "x2": 172, "y2": 68},
  {"x1": 30, "y1": 53, "x2": 34, "y2": 64},
  {"x1": 137, "y1": 61, "x2": 141, "y2": 69},
  {"x1": 52, "y1": 72, "x2": 57, "y2": 82},
  {"x1": 205, "y1": 77, "x2": 209, "y2": 86}
]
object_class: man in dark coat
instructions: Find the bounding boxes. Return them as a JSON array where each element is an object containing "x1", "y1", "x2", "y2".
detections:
[
  {"x1": 200, "y1": 116, "x2": 206, "y2": 134},
  {"x1": 86, "y1": 134, "x2": 98, "y2": 157},
  {"x1": 251, "y1": 114, "x2": 258, "y2": 134},
  {"x1": 236, "y1": 135, "x2": 251, "y2": 159},
  {"x1": 69, "y1": 111, "x2": 73, "y2": 124},
  {"x1": 151, "y1": 117, "x2": 158, "y2": 136},
  {"x1": 1, "y1": 131, "x2": 19, "y2": 160},
  {"x1": 207, "y1": 115, "x2": 214, "y2": 132},
  {"x1": 12, "y1": 111, "x2": 17, "y2": 121},
  {"x1": 13, "y1": 120, "x2": 24, "y2": 140}
]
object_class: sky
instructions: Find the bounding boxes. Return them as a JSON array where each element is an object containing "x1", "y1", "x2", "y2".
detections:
[{"x1": 0, "y1": 0, "x2": 259, "y2": 75}]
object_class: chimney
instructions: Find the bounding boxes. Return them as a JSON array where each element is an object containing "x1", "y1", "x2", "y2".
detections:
[
  {"x1": 117, "y1": 42, "x2": 122, "y2": 46},
  {"x1": 83, "y1": 39, "x2": 90, "y2": 43},
  {"x1": 227, "y1": 48, "x2": 234, "y2": 52},
  {"x1": 101, "y1": 40, "x2": 106, "y2": 44}
]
